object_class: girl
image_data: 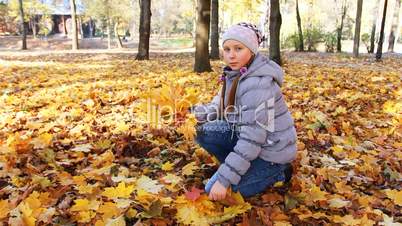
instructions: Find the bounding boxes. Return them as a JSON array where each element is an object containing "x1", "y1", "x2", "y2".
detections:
[{"x1": 193, "y1": 22, "x2": 297, "y2": 200}]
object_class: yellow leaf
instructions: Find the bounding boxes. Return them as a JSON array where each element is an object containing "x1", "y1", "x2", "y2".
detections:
[
  {"x1": 82, "y1": 99, "x2": 95, "y2": 108},
  {"x1": 30, "y1": 133, "x2": 53, "y2": 149},
  {"x1": 70, "y1": 199, "x2": 99, "y2": 212},
  {"x1": 24, "y1": 191, "x2": 42, "y2": 210},
  {"x1": 113, "y1": 121, "x2": 130, "y2": 134},
  {"x1": 70, "y1": 199, "x2": 90, "y2": 211},
  {"x1": 385, "y1": 189, "x2": 402, "y2": 206},
  {"x1": 334, "y1": 106, "x2": 347, "y2": 115},
  {"x1": 176, "y1": 205, "x2": 209, "y2": 226},
  {"x1": 274, "y1": 222, "x2": 292, "y2": 226},
  {"x1": 360, "y1": 214, "x2": 375, "y2": 226},
  {"x1": 273, "y1": 181, "x2": 284, "y2": 187},
  {"x1": 71, "y1": 143, "x2": 92, "y2": 153},
  {"x1": 135, "y1": 189, "x2": 158, "y2": 209},
  {"x1": 182, "y1": 162, "x2": 199, "y2": 176},
  {"x1": 19, "y1": 203, "x2": 36, "y2": 226},
  {"x1": 379, "y1": 213, "x2": 401, "y2": 226},
  {"x1": 161, "y1": 161, "x2": 174, "y2": 171},
  {"x1": 75, "y1": 211, "x2": 96, "y2": 223},
  {"x1": 126, "y1": 208, "x2": 138, "y2": 218},
  {"x1": 69, "y1": 107, "x2": 84, "y2": 118},
  {"x1": 77, "y1": 184, "x2": 95, "y2": 194},
  {"x1": 73, "y1": 175, "x2": 87, "y2": 186},
  {"x1": 102, "y1": 182, "x2": 134, "y2": 199},
  {"x1": 31, "y1": 175, "x2": 51, "y2": 189},
  {"x1": 332, "y1": 214, "x2": 362, "y2": 226},
  {"x1": 328, "y1": 198, "x2": 350, "y2": 208},
  {"x1": 174, "y1": 193, "x2": 251, "y2": 225},
  {"x1": 0, "y1": 200, "x2": 10, "y2": 219},
  {"x1": 95, "y1": 219, "x2": 105, "y2": 226},
  {"x1": 135, "y1": 176, "x2": 163, "y2": 194},
  {"x1": 98, "y1": 202, "x2": 121, "y2": 220},
  {"x1": 177, "y1": 115, "x2": 197, "y2": 140},
  {"x1": 217, "y1": 203, "x2": 251, "y2": 222},
  {"x1": 331, "y1": 145, "x2": 345, "y2": 159},
  {"x1": 115, "y1": 199, "x2": 133, "y2": 209},
  {"x1": 105, "y1": 215, "x2": 126, "y2": 226},
  {"x1": 92, "y1": 150, "x2": 115, "y2": 167},
  {"x1": 162, "y1": 173, "x2": 182, "y2": 185},
  {"x1": 306, "y1": 185, "x2": 328, "y2": 202},
  {"x1": 231, "y1": 191, "x2": 246, "y2": 204}
]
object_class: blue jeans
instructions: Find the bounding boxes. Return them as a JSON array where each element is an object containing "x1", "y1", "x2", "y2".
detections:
[{"x1": 196, "y1": 120, "x2": 289, "y2": 197}]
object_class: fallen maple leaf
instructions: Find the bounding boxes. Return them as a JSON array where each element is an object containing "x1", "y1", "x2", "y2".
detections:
[
  {"x1": 161, "y1": 161, "x2": 174, "y2": 171},
  {"x1": 0, "y1": 200, "x2": 10, "y2": 219},
  {"x1": 102, "y1": 182, "x2": 134, "y2": 199},
  {"x1": 305, "y1": 185, "x2": 328, "y2": 203},
  {"x1": 384, "y1": 189, "x2": 402, "y2": 206},
  {"x1": 135, "y1": 175, "x2": 163, "y2": 194},
  {"x1": 185, "y1": 186, "x2": 204, "y2": 201},
  {"x1": 182, "y1": 162, "x2": 198, "y2": 176}
]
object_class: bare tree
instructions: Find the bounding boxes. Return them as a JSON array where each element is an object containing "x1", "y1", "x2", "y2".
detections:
[
  {"x1": 62, "y1": 15, "x2": 68, "y2": 35},
  {"x1": 210, "y1": 0, "x2": 219, "y2": 59},
  {"x1": 296, "y1": 0, "x2": 304, "y2": 51},
  {"x1": 269, "y1": 0, "x2": 282, "y2": 65},
  {"x1": 114, "y1": 20, "x2": 123, "y2": 48},
  {"x1": 353, "y1": 0, "x2": 363, "y2": 57},
  {"x1": 194, "y1": 0, "x2": 212, "y2": 73},
  {"x1": 136, "y1": 0, "x2": 151, "y2": 60},
  {"x1": 337, "y1": 0, "x2": 347, "y2": 52},
  {"x1": 18, "y1": 0, "x2": 27, "y2": 50},
  {"x1": 70, "y1": 0, "x2": 79, "y2": 50},
  {"x1": 376, "y1": 0, "x2": 388, "y2": 60},
  {"x1": 388, "y1": 0, "x2": 401, "y2": 52},
  {"x1": 107, "y1": 17, "x2": 112, "y2": 49},
  {"x1": 369, "y1": 0, "x2": 380, "y2": 53}
]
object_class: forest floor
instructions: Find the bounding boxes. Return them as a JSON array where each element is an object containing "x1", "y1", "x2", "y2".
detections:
[{"x1": 0, "y1": 51, "x2": 401, "y2": 225}]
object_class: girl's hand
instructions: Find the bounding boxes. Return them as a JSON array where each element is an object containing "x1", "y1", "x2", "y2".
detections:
[{"x1": 208, "y1": 180, "x2": 227, "y2": 201}]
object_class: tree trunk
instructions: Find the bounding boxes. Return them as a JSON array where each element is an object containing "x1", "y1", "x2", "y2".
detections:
[
  {"x1": 210, "y1": 0, "x2": 219, "y2": 59},
  {"x1": 136, "y1": 0, "x2": 151, "y2": 60},
  {"x1": 194, "y1": 0, "x2": 212, "y2": 73},
  {"x1": 376, "y1": 0, "x2": 388, "y2": 60},
  {"x1": 296, "y1": 0, "x2": 304, "y2": 51},
  {"x1": 89, "y1": 17, "x2": 94, "y2": 38},
  {"x1": 79, "y1": 16, "x2": 84, "y2": 38},
  {"x1": 369, "y1": 0, "x2": 380, "y2": 53},
  {"x1": 62, "y1": 15, "x2": 67, "y2": 35},
  {"x1": 192, "y1": 0, "x2": 197, "y2": 47},
  {"x1": 388, "y1": 0, "x2": 401, "y2": 52},
  {"x1": 353, "y1": 0, "x2": 363, "y2": 57},
  {"x1": 107, "y1": 17, "x2": 112, "y2": 49},
  {"x1": 263, "y1": 0, "x2": 270, "y2": 48},
  {"x1": 31, "y1": 17, "x2": 37, "y2": 39},
  {"x1": 18, "y1": 0, "x2": 27, "y2": 50},
  {"x1": 337, "y1": 0, "x2": 347, "y2": 52},
  {"x1": 269, "y1": 0, "x2": 282, "y2": 65},
  {"x1": 69, "y1": 0, "x2": 79, "y2": 50},
  {"x1": 115, "y1": 21, "x2": 123, "y2": 48}
]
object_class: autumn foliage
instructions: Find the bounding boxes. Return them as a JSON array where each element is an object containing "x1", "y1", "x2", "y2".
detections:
[{"x1": 0, "y1": 53, "x2": 400, "y2": 225}]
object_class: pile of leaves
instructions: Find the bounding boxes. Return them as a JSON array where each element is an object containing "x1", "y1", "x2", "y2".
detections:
[{"x1": 0, "y1": 52, "x2": 400, "y2": 225}]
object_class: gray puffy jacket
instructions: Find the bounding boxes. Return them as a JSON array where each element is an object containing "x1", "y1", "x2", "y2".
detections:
[{"x1": 194, "y1": 53, "x2": 297, "y2": 187}]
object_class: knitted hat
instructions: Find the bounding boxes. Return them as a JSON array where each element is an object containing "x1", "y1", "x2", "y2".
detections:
[{"x1": 222, "y1": 22, "x2": 265, "y2": 54}]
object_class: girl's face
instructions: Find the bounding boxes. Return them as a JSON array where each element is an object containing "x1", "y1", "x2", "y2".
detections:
[{"x1": 223, "y1": 40, "x2": 253, "y2": 70}]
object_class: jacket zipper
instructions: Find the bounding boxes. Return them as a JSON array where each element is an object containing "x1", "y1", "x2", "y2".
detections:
[{"x1": 230, "y1": 58, "x2": 266, "y2": 140}]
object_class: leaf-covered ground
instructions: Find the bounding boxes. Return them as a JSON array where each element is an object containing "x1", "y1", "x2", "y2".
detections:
[{"x1": 0, "y1": 52, "x2": 401, "y2": 225}]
